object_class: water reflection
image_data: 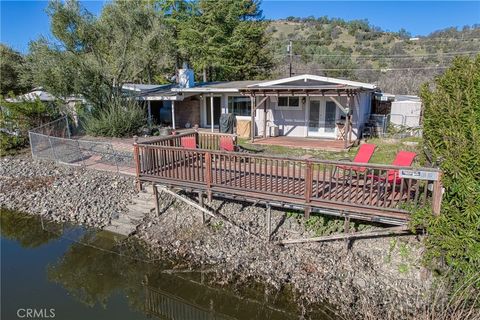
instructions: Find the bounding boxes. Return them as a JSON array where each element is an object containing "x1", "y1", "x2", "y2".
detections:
[{"x1": 1, "y1": 210, "x2": 335, "y2": 320}]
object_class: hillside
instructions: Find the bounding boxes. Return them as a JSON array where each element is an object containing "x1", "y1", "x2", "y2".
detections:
[{"x1": 266, "y1": 18, "x2": 480, "y2": 94}]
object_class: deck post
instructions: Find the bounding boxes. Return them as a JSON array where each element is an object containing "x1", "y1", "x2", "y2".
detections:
[
  {"x1": 432, "y1": 172, "x2": 443, "y2": 216},
  {"x1": 250, "y1": 95, "x2": 255, "y2": 142},
  {"x1": 153, "y1": 184, "x2": 159, "y2": 215},
  {"x1": 205, "y1": 152, "x2": 212, "y2": 201},
  {"x1": 133, "y1": 135, "x2": 142, "y2": 191},
  {"x1": 210, "y1": 93, "x2": 214, "y2": 132},
  {"x1": 304, "y1": 161, "x2": 312, "y2": 219},
  {"x1": 266, "y1": 204, "x2": 271, "y2": 241},
  {"x1": 198, "y1": 191, "x2": 205, "y2": 224}
]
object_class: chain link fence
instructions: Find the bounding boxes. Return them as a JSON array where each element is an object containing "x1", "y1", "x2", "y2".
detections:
[{"x1": 28, "y1": 116, "x2": 134, "y2": 173}]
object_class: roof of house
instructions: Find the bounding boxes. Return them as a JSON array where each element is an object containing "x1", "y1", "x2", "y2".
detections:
[
  {"x1": 172, "y1": 74, "x2": 376, "y2": 94},
  {"x1": 5, "y1": 89, "x2": 56, "y2": 102}
]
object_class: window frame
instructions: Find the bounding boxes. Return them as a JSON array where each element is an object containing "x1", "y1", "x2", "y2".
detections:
[
  {"x1": 227, "y1": 96, "x2": 251, "y2": 117},
  {"x1": 276, "y1": 96, "x2": 301, "y2": 110}
]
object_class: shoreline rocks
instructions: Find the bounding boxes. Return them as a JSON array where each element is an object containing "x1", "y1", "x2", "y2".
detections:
[{"x1": 0, "y1": 155, "x2": 432, "y2": 319}]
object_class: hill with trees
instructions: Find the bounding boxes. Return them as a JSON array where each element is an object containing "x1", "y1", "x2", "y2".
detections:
[{"x1": 266, "y1": 17, "x2": 480, "y2": 94}]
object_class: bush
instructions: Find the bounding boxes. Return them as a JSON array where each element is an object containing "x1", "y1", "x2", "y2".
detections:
[
  {"x1": 82, "y1": 97, "x2": 146, "y2": 137},
  {"x1": 0, "y1": 96, "x2": 60, "y2": 155},
  {"x1": 414, "y1": 55, "x2": 480, "y2": 291}
]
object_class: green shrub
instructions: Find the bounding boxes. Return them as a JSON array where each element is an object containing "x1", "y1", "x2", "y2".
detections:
[
  {"x1": 82, "y1": 97, "x2": 146, "y2": 137},
  {"x1": 414, "y1": 55, "x2": 480, "y2": 290},
  {"x1": 0, "y1": 96, "x2": 60, "y2": 155}
]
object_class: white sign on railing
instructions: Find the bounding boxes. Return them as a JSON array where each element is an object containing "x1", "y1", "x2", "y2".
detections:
[{"x1": 399, "y1": 169, "x2": 439, "y2": 181}]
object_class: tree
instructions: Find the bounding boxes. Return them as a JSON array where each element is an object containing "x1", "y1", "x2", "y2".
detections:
[
  {"x1": 23, "y1": 0, "x2": 173, "y2": 108},
  {"x1": 178, "y1": 0, "x2": 273, "y2": 81},
  {"x1": 416, "y1": 55, "x2": 480, "y2": 291},
  {"x1": 0, "y1": 44, "x2": 31, "y2": 95}
]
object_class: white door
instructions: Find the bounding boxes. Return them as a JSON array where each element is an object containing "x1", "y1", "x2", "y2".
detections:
[{"x1": 308, "y1": 99, "x2": 337, "y2": 138}]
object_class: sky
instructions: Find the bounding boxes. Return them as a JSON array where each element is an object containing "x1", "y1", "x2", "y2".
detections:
[{"x1": 1, "y1": 0, "x2": 479, "y2": 53}]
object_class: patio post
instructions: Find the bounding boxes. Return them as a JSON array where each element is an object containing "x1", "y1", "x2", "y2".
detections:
[
  {"x1": 250, "y1": 95, "x2": 255, "y2": 142},
  {"x1": 348, "y1": 95, "x2": 353, "y2": 145},
  {"x1": 210, "y1": 93, "x2": 214, "y2": 132},
  {"x1": 147, "y1": 100, "x2": 152, "y2": 127},
  {"x1": 171, "y1": 100, "x2": 176, "y2": 130},
  {"x1": 263, "y1": 98, "x2": 267, "y2": 139}
]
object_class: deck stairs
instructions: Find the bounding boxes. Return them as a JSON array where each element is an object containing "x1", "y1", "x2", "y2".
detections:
[{"x1": 104, "y1": 187, "x2": 155, "y2": 236}]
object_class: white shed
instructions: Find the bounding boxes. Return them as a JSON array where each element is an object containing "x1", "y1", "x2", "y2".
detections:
[{"x1": 390, "y1": 95, "x2": 422, "y2": 127}]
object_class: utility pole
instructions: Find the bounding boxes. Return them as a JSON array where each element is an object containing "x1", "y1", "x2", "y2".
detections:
[{"x1": 287, "y1": 40, "x2": 293, "y2": 77}]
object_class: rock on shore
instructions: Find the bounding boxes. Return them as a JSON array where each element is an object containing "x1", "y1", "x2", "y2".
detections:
[{"x1": 0, "y1": 156, "x2": 135, "y2": 227}]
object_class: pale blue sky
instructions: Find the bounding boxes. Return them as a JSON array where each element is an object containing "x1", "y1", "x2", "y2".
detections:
[{"x1": 1, "y1": 0, "x2": 479, "y2": 53}]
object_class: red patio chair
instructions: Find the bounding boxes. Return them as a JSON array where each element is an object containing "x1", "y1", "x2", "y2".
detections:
[
  {"x1": 336, "y1": 143, "x2": 376, "y2": 174},
  {"x1": 181, "y1": 136, "x2": 197, "y2": 149},
  {"x1": 219, "y1": 136, "x2": 236, "y2": 152},
  {"x1": 370, "y1": 151, "x2": 417, "y2": 184}
]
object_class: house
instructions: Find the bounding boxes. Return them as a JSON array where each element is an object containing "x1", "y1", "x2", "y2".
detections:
[{"x1": 132, "y1": 71, "x2": 379, "y2": 147}]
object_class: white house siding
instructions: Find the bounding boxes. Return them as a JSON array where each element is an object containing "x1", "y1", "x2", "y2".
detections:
[{"x1": 261, "y1": 98, "x2": 306, "y2": 137}]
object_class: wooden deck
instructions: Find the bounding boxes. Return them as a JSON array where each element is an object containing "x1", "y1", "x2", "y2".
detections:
[{"x1": 135, "y1": 131, "x2": 443, "y2": 225}]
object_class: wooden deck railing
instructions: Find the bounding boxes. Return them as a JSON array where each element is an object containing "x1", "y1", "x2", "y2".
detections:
[{"x1": 134, "y1": 133, "x2": 442, "y2": 224}]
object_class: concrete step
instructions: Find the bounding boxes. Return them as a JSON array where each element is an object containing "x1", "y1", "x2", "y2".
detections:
[
  {"x1": 126, "y1": 211, "x2": 146, "y2": 219},
  {"x1": 127, "y1": 204, "x2": 154, "y2": 213},
  {"x1": 104, "y1": 222, "x2": 137, "y2": 236},
  {"x1": 137, "y1": 191, "x2": 154, "y2": 200},
  {"x1": 133, "y1": 197, "x2": 155, "y2": 205}
]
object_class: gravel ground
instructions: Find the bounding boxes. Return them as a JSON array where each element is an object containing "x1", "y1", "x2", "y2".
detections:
[
  {"x1": 0, "y1": 154, "x2": 433, "y2": 319},
  {"x1": 0, "y1": 155, "x2": 135, "y2": 227}
]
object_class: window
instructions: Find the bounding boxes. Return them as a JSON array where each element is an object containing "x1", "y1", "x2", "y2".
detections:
[
  {"x1": 228, "y1": 96, "x2": 250, "y2": 116},
  {"x1": 277, "y1": 96, "x2": 300, "y2": 109}
]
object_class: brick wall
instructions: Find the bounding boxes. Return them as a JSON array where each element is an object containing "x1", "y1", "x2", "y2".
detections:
[{"x1": 175, "y1": 98, "x2": 200, "y2": 129}]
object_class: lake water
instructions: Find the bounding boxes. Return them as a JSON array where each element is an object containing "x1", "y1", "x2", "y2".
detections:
[{"x1": 1, "y1": 209, "x2": 336, "y2": 320}]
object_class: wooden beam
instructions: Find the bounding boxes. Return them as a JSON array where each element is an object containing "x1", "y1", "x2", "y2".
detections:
[
  {"x1": 278, "y1": 226, "x2": 411, "y2": 245},
  {"x1": 158, "y1": 186, "x2": 216, "y2": 218},
  {"x1": 329, "y1": 96, "x2": 348, "y2": 114},
  {"x1": 255, "y1": 96, "x2": 268, "y2": 109}
]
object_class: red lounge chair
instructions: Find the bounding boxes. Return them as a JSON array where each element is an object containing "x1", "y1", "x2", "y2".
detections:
[
  {"x1": 370, "y1": 151, "x2": 417, "y2": 184},
  {"x1": 181, "y1": 136, "x2": 197, "y2": 149},
  {"x1": 219, "y1": 136, "x2": 236, "y2": 152},
  {"x1": 336, "y1": 143, "x2": 376, "y2": 173}
]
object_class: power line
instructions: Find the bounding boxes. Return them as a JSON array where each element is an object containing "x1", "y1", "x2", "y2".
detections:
[
  {"x1": 292, "y1": 66, "x2": 450, "y2": 71},
  {"x1": 272, "y1": 50, "x2": 480, "y2": 58},
  {"x1": 283, "y1": 38, "x2": 480, "y2": 43}
]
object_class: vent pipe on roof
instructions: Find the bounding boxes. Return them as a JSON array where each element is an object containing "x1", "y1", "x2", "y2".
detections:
[{"x1": 178, "y1": 62, "x2": 195, "y2": 88}]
